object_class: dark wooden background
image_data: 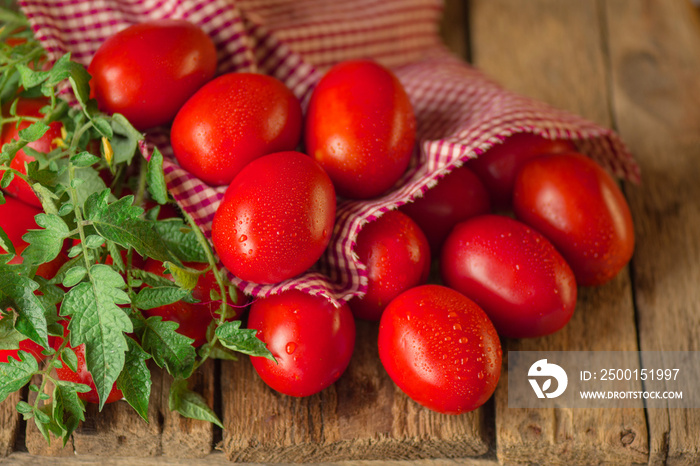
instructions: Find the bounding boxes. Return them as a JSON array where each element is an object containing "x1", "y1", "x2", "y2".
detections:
[{"x1": 3, "y1": 0, "x2": 699, "y2": 464}]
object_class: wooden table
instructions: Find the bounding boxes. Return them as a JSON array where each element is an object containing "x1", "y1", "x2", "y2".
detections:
[{"x1": 3, "y1": 0, "x2": 699, "y2": 464}]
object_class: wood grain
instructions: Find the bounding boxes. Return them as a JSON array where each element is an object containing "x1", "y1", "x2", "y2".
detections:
[
  {"x1": 220, "y1": 320, "x2": 491, "y2": 463},
  {"x1": 470, "y1": 0, "x2": 648, "y2": 464},
  {"x1": 0, "y1": 391, "x2": 21, "y2": 458},
  {"x1": 604, "y1": 0, "x2": 700, "y2": 464}
]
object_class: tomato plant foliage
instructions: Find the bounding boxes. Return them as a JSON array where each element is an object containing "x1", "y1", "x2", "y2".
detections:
[{"x1": 0, "y1": 13, "x2": 271, "y2": 446}]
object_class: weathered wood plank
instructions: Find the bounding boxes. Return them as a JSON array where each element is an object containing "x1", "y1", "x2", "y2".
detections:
[
  {"x1": 470, "y1": 0, "x2": 648, "y2": 464},
  {"x1": 605, "y1": 0, "x2": 700, "y2": 464},
  {"x1": 0, "y1": 391, "x2": 21, "y2": 458},
  {"x1": 220, "y1": 320, "x2": 490, "y2": 463}
]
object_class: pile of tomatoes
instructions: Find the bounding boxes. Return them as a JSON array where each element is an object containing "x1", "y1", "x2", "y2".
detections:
[{"x1": 1, "y1": 19, "x2": 635, "y2": 415}]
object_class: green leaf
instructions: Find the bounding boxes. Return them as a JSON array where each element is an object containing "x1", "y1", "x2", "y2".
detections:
[
  {"x1": 0, "y1": 351, "x2": 38, "y2": 403},
  {"x1": 52, "y1": 381, "x2": 86, "y2": 446},
  {"x1": 116, "y1": 337, "x2": 151, "y2": 422},
  {"x1": 0, "y1": 315, "x2": 24, "y2": 351},
  {"x1": 70, "y1": 151, "x2": 101, "y2": 168},
  {"x1": 216, "y1": 321, "x2": 275, "y2": 360},
  {"x1": 109, "y1": 114, "x2": 142, "y2": 166},
  {"x1": 141, "y1": 316, "x2": 195, "y2": 380},
  {"x1": 45, "y1": 53, "x2": 74, "y2": 86},
  {"x1": 0, "y1": 170, "x2": 14, "y2": 189},
  {"x1": 153, "y1": 219, "x2": 208, "y2": 264},
  {"x1": 88, "y1": 194, "x2": 180, "y2": 265},
  {"x1": 60, "y1": 347, "x2": 79, "y2": 373},
  {"x1": 130, "y1": 269, "x2": 176, "y2": 288},
  {"x1": 91, "y1": 116, "x2": 113, "y2": 140},
  {"x1": 60, "y1": 264, "x2": 132, "y2": 409},
  {"x1": 32, "y1": 183, "x2": 60, "y2": 216},
  {"x1": 0, "y1": 226, "x2": 15, "y2": 255},
  {"x1": 163, "y1": 261, "x2": 200, "y2": 291},
  {"x1": 146, "y1": 146, "x2": 168, "y2": 205},
  {"x1": 18, "y1": 121, "x2": 49, "y2": 143},
  {"x1": 168, "y1": 378, "x2": 223, "y2": 428},
  {"x1": 0, "y1": 262, "x2": 48, "y2": 348},
  {"x1": 15, "y1": 63, "x2": 49, "y2": 89},
  {"x1": 33, "y1": 404, "x2": 63, "y2": 444},
  {"x1": 61, "y1": 265, "x2": 86, "y2": 288},
  {"x1": 198, "y1": 342, "x2": 238, "y2": 361},
  {"x1": 67, "y1": 60, "x2": 92, "y2": 114},
  {"x1": 133, "y1": 286, "x2": 193, "y2": 311},
  {"x1": 21, "y1": 213, "x2": 70, "y2": 265},
  {"x1": 58, "y1": 166, "x2": 109, "y2": 208}
]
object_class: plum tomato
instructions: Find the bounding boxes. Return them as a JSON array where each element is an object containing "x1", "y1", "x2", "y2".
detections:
[
  {"x1": 171, "y1": 73, "x2": 302, "y2": 186},
  {"x1": 1, "y1": 98, "x2": 64, "y2": 207},
  {"x1": 399, "y1": 166, "x2": 491, "y2": 255},
  {"x1": 53, "y1": 322, "x2": 123, "y2": 404},
  {"x1": 211, "y1": 151, "x2": 336, "y2": 285},
  {"x1": 441, "y1": 214, "x2": 577, "y2": 339},
  {"x1": 378, "y1": 285, "x2": 502, "y2": 414},
  {"x1": 88, "y1": 19, "x2": 217, "y2": 130},
  {"x1": 466, "y1": 132, "x2": 575, "y2": 209},
  {"x1": 513, "y1": 152, "x2": 635, "y2": 286},
  {"x1": 349, "y1": 210, "x2": 430, "y2": 321},
  {"x1": 304, "y1": 60, "x2": 416, "y2": 199},
  {"x1": 248, "y1": 290, "x2": 355, "y2": 397},
  {"x1": 140, "y1": 259, "x2": 247, "y2": 347}
]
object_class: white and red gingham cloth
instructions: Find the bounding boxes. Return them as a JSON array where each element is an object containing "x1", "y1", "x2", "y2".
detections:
[{"x1": 19, "y1": 0, "x2": 640, "y2": 307}]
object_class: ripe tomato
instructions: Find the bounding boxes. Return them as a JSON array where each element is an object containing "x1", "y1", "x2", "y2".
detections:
[
  {"x1": 441, "y1": 215, "x2": 577, "y2": 339},
  {"x1": 248, "y1": 290, "x2": 355, "y2": 397},
  {"x1": 88, "y1": 19, "x2": 217, "y2": 130},
  {"x1": 141, "y1": 259, "x2": 247, "y2": 347},
  {"x1": 304, "y1": 60, "x2": 416, "y2": 199},
  {"x1": 53, "y1": 322, "x2": 123, "y2": 404},
  {"x1": 212, "y1": 151, "x2": 335, "y2": 285},
  {"x1": 466, "y1": 132, "x2": 575, "y2": 209},
  {"x1": 1, "y1": 98, "x2": 63, "y2": 207},
  {"x1": 399, "y1": 166, "x2": 491, "y2": 255},
  {"x1": 171, "y1": 73, "x2": 302, "y2": 186},
  {"x1": 349, "y1": 210, "x2": 430, "y2": 321},
  {"x1": 378, "y1": 285, "x2": 501, "y2": 414},
  {"x1": 513, "y1": 152, "x2": 635, "y2": 286}
]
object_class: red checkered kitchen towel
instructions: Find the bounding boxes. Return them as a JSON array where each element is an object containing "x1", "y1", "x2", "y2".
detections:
[{"x1": 18, "y1": 0, "x2": 640, "y2": 306}]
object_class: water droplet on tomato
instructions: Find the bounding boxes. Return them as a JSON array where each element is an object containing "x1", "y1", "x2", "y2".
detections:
[
  {"x1": 238, "y1": 234, "x2": 247, "y2": 242},
  {"x1": 477, "y1": 371, "x2": 484, "y2": 380},
  {"x1": 453, "y1": 323, "x2": 462, "y2": 331},
  {"x1": 285, "y1": 342, "x2": 297, "y2": 354}
]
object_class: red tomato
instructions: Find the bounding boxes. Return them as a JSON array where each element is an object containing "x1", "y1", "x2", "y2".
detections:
[
  {"x1": 466, "y1": 132, "x2": 575, "y2": 209},
  {"x1": 171, "y1": 73, "x2": 302, "y2": 186},
  {"x1": 1, "y1": 98, "x2": 63, "y2": 207},
  {"x1": 378, "y1": 285, "x2": 501, "y2": 414},
  {"x1": 212, "y1": 151, "x2": 335, "y2": 285},
  {"x1": 304, "y1": 60, "x2": 416, "y2": 199},
  {"x1": 349, "y1": 210, "x2": 430, "y2": 321},
  {"x1": 441, "y1": 215, "x2": 577, "y2": 339},
  {"x1": 0, "y1": 331, "x2": 47, "y2": 364},
  {"x1": 88, "y1": 20, "x2": 217, "y2": 130},
  {"x1": 399, "y1": 166, "x2": 491, "y2": 255},
  {"x1": 248, "y1": 290, "x2": 355, "y2": 397},
  {"x1": 141, "y1": 259, "x2": 247, "y2": 347},
  {"x1": 53, "y1": 322, "x2": 123, "y2": 404},
  {"x1": 513, "y1": 152, "x2": 635, "y2": 286}
]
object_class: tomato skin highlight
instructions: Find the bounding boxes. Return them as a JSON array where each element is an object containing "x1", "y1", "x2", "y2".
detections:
[
  {"x1": 211, "y1": 151, "x2": 336, "y2": 285},
  {"x1": 141, "y1": 259, "x2": 247, "y2": 347},
  {"x1": 349, "y1": 210, "x2": 431, "y2": 321},
  {"x1": 304, "y1": 60, "x2": 416, "y2": 199},
  {"x1": 248, "y1": 290, "x2": 356, "y2": 397},
  {"x1": 88, "y1": 19, "x2": 217, "y2": 131},
  {"x1": 378, "y1": 285, "x2": 502, "y2": 414},
  {"x1": 400, "y1": 166, "x2": 491, "y2": 255},
  {"x1": 441, "y1": 215, "x2": 577, "y2": 339},
  {"x1": 1, "y1": 98, "x2": 64, "y2": 207},
  {"x1": 513, "y1": 153, "x2": 635, "y2": 286},
  {"x1": 171, "y1": 73, "x2": 303, "y2": 186},
  {"x1": 466, "y1": 132, "x2": 575, "y2": 209}
]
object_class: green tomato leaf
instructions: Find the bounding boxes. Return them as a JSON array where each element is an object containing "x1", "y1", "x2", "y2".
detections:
[
  {"x1": 21, "y1": 213, "x2": 70, "y2": 265},
  {"x1": 52, "y1": 381, "x2": 86, "y2": 446},
  {"x1": 0, "y1": 170, "x2": 14, "y2": 189},
  {"x1": 153, "y1": 219, "x2": 208, "y2": 264},
  {"x1": 109, "y1": 113, "x2": 142, "y2": 166},
  {"x1": 67, "y1": 60, "x2": 92, "y2": 115},
  {"x1": 216, "y1": 321, "x2": 274, "y2": 361},
  {"x1": 168, "y1": 377, "x2": 223, "y2": 428},
  {"x1": 0, "y1": 261, "x2": 48, "y2": 348},
  {"x1": 0, "y1": 351, "x2": 39, "y2": 403},
  {"x1": 69, "y1": 151, "x2": 101, "y2": 168},
  {"x1": 15, "y1": 63, "x2": 49, "y2": 89},
  {"x1": 133, "y1": 286, "x2": 194, "y2": 311},
  {"x1": 60, "y1": 264, "x2": 132, "y2": 409},
  {"x1": 141, "y1": 316, "x2": 195, "y2": 380},
  {"x1": 18, "y1": 121, "x2": 49, "y2": 143},
  {"x1": 0, "y1": 226, "x2": 16, "y2": 255},
  {"x1": 146, "y1": 146, "x2": 168, "y2": 205},
  {"x1": 116, "y1": 336, "x2": 151, "y2": 422},
  {"x1": 61, "y1": 265, "x2": 87, "y2": 288}
]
